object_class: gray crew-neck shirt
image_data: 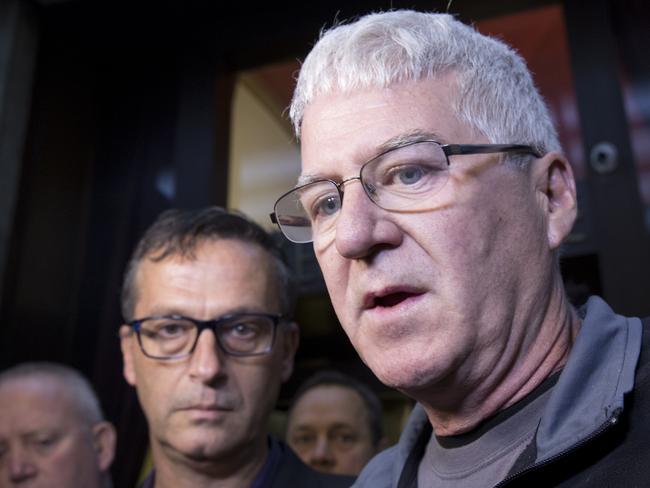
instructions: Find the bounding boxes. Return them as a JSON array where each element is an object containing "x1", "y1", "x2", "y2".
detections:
[{"x1": 417, "y1": 375, "x2": 557, "y2": 488}]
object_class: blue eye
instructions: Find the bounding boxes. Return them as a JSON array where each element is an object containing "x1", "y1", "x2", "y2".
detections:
[
  {"x1": 298, "y1": 182, "x2": 341, "y2": 221},
  {"x1": 397, "y1": 165, "x2": 424, "y2": 185},
  {"x1": 317, "y1": 195, "x2": 341, "y2": 216}
]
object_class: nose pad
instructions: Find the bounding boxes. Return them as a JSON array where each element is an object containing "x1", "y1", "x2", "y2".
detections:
[
  {"x1": 337, "y1": 176, "x2": 374, "y2": 217},
  {"x1": 338, "y1": 176, "x2": 364, "y2": 203},
  {"x1": 363, "y1": 181, "x2": 378, "y2": 199}
]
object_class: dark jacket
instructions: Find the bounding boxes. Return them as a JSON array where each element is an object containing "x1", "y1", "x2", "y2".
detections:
[
  {"x1": 267, "y1": 439, "x2": 354, "y2": 488},
  {"x1": 141, "y1": 437, "x2": 354, "y2": 488},
  {"x1": 353, "y1": 296, "x2": 649, "y2": 488}
]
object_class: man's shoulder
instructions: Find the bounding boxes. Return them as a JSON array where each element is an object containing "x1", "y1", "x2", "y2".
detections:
[
  {"x1": 353, "y1": 403, "x2": 429, "y2": 488},
  {"x1": 271, "y1": 440, "x2": 355, "y2": 488},
  {"x1": 351, "y1": 445, "x2": 400, "y2": 488},
  {"x1": 635, "y1": 314, "x2": 650, "y2": 384},
  {"x1": 640, "y1": 315, "x2": 650, "y2": 347}
]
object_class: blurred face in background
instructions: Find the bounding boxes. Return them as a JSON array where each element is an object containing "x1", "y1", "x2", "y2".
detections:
[
  {"x1": 0, "y1": 375, "x2": 115, "y2": 488},
  {"x1": 120, "y1": 238, "x2": 298, "y2": 466},
  {"x1": 286, "y1": 384, "x2": 378, "y2": 475}
]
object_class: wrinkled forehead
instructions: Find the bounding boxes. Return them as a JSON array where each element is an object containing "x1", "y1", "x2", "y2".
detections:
[
  {"x1": 133, "y1": 238, "x2": 282, "y2": 314},
  {"x1": 298, "y1": 75, "x2": 476, "y2": 180}
]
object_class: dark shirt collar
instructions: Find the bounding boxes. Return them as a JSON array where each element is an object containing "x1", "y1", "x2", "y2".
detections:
[
  {"x1": 437, "y1": 370, "x2": 561, "y2": 448},
  {"x1": 140, "y1": 436, "x2": 281, "y2": 488}
]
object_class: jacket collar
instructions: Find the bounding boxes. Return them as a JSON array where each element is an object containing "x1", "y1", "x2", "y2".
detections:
[
  {"x1": 395, "y1": 296, "x2": 643, "y2": 475},
  {"x1": 535, "y1": 296, "x2": 642, "y2": 461}
]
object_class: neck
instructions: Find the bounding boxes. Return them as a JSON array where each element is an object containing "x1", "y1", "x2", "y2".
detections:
[
  {"x1": 152, "y1": 436, "x2": 268, "y2": 488},
  {"x1": 418, "y1": 276, "x2": 580, "y2": 436}
]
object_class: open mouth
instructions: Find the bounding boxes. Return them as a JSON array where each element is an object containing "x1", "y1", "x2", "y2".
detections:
[{"x1": 370, "y1": 291, "x2": 422, "y2": 309}]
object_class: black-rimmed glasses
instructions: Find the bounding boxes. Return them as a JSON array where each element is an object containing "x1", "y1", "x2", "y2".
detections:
[
  {"x1": 127, "y1": 312, "x2": 283, "y2": 360},
  {"x1": 270, "y1": 140, "x2": 541, "y2": 243}
]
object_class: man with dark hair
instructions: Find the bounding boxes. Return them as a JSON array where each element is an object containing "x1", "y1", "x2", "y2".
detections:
[
  {"x1": 119, "y1": 207, "x2": 352, "y2": 487},
  {"x1": 286, "y1": 370, "x2": 387, "y2": 476},
  {"x1": 0, "y1": 362, "x2": 116, "y2": 488},
  {"x1": 271, "y1": 9, "x2": 650, "y2": 488}
]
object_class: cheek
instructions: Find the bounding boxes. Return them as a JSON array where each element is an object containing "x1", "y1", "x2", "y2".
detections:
[
  {"x1": 236, "y1": 362, "x2": 282, "y2": 414},
  {"x1": 46, "y1": 442, "x2": 89, "y2": 479},
  {"x1": 335, "y1": 445, "x2": 373, "y2": 472},
  {"x1": 133, "y1": 364, "x2": 178, "y2": 422},
  {"x1": 317, "y1": 252, "x2": 349, "y2": 305},
  {"x1": 424, "y1": 205, "x2": 506, "y2": 278},
  {"x1": 315, "y1": 242, "x2": 340, "y2": 274}
]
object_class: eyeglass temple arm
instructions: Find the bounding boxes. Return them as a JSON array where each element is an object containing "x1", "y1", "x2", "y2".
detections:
[
  {"x1": 270, "y1": 212, "x2": 311, "y2": 227},
  {"x1": 443, "y1": 144, "x2": 542, "y2": 158}
]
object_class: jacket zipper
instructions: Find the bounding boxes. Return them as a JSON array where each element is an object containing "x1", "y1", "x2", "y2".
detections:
[{"x1": 493, "y1": 408, "x2": 622, "y2": 487}]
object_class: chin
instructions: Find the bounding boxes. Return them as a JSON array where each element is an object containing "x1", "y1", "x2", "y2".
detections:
[
  {"x1": 168, "y1": 430, "x2": 233, "y2": 461},
  {"x1": 375, "y1": 369, "x2": 429, "y2": 392},
  {"x1": 181, "y1": 440, "x2": 233, "y2": 462},
  {"x1": 366, "y1": 347, "x2": 453, "y2": 393},
  {"x1": 184, "y1": 446, "x2": 221, "y2": 463}
]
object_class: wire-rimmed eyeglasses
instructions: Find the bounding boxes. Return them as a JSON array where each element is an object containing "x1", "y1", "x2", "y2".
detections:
[
  {"x1": 270, "y1": 140, "x2": 541, "y2": 243},
  {"x1": 127, "y1": 312, "x2": 284, "y2": 360}
]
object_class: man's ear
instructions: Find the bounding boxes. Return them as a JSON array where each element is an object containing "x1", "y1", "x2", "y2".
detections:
[
  {"x1": 532, "y1": 151, "x2": 577, "y2": 250},
  {"x1": 92, "y1": 421, "x2": 117, "y2": 472},
  {"x1": 119, "y1": 325, "x2": 137, "y2": 386},
  {"x1": 280, "y1": 322, "x2": 300, "y2": 383}
]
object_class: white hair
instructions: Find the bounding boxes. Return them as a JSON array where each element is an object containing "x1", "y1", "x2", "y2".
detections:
[
  {"x1": 0, "y1": 362, "x2": 106, "y2": 426},
  {"x1": 290, "y1": 10, "x2": 560, "y2": 159}
]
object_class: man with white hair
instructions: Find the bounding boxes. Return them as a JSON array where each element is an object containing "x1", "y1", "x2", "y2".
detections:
[
  {"x1": 271, "y1": 10, "x2": 649, "y2": 487},
  {"x1": 0, "y1": 362, "x2": 116, "y2": 488}
]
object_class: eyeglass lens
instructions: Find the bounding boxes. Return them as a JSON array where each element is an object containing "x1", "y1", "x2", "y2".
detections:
[
  {"x1": 136, "y1": 315, "x2": 276, "y2": 358},
  {"x1": 274, "y1": 141, "x2": 450, "y2": 243}
]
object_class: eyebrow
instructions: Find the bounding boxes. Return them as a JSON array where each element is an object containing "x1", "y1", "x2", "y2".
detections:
[
  {"x1": 22, "y1": 429, "x2": 61, "y2": 441},
  {"x1": 297, "y1": 129, "x2": 449, "y2": 186},
  {"x1": 290, "y1": 425, "x2": 317, "y2": 432},
  {"x1": 378, "y1": 130, "x2": 449, "y2": 152}
]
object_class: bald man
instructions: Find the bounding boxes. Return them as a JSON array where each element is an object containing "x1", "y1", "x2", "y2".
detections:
[{"x1": 0, "y1": 362, "x2": 116, "y2": 488}]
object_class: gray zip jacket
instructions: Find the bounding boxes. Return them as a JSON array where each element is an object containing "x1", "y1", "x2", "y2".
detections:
[{"x1": 353, "y1": 296, "x2": 647, "y2": 487}]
